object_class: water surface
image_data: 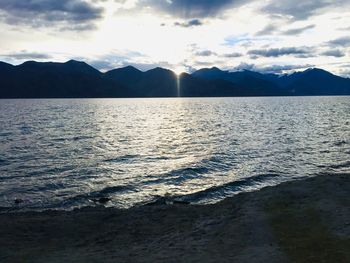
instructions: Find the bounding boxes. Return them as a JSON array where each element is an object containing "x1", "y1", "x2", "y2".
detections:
[{"x1": 0, "y1": 97, "x2": 349, "y2": 210}]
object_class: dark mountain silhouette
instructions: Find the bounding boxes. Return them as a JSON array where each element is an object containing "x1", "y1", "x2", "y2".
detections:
[
  {"x1": 192, "y1": 67, "x2": 289, "y2": 96},
  {"x1": 104, "y1": 66, "x2": 178, "y2": 97},
  {"x1": 178, "y1": 73, "x2": 237, "y2": 97},
  {"x1": 279, "y1": 68, "x2": 350, "y2": 95},
  {"x1": 104, "y1": 66, "x2": 143, "y2": 86},
  {"x1": 0, "y1": 60, "x2": 123, "y2": 98},
  {"x1": 104, "y1": 67, "x2": 252, "y2": 97},
  {"x1": 192, "y1": 67, "x2": 350, "y2": 96},
  {"x1": 0, "y1": 60, "x2": 349, "y2": 98}
]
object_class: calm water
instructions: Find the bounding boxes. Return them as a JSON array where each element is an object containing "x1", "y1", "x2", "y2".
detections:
[{"x1": 0, "y1": 97, "x2": 349, "y2": 211}]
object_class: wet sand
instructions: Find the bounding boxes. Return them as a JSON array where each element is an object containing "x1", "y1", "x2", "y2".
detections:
[{"x1": 0, "y1": 173, "x2": 349, "y2": 263}]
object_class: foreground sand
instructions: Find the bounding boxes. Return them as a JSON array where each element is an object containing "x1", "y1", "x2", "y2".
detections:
[{"x1": 0, "y1": 174, "x2": 349, "y2": 263}]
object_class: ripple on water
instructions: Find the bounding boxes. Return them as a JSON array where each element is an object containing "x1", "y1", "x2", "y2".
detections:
[{"x1": 0, "y1": 97, "x2": 349, "y2": 211}]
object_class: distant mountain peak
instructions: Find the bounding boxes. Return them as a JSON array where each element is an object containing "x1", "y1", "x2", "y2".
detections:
[
  {"x1": 150, "y1": 66, "x2": 167, "y2": 71},
  {"x1": 65, "y1": 59, "x2": 84, "y2": 64},
  {"x1": 303, "y1": 67, "x2": 334, "y2": 76},
  {"x1": 0, "y1": 61, "x2": 14, "y2": 68},
  {"x1": 146, "y1": 67, "x2": 174, "y2": 74},
  {"x1": 20, "y1": 60, "x2": 38, "y2": 66},
  {"x1": 192, "y1": 67, "x2": 228, "y2": 79},
  {"x1": 210, "y1": 66, "x2": 222, "y2": 71},
  {"x1": 63, "y1": 59, "x2": 101, "y2": 75},
  {"x1": 122, "y1": 65, "x2": 142, "y2": 72}
]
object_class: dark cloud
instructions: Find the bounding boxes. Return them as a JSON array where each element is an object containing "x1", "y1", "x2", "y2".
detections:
[
  {"x1": 283, "y1": 24, "x2": 315, "y2": 35},
  {"x1": 327, "y1": 36, "x2": 350, "y2": 47},
  {"x1": 174, "y1": 19, "x2": 203, "y2": 27},
  {"x1": 0, "y1": 0, "x2": 103, "y2": 31},
  {"x1": 248, "y1": 47, "x2": 313, "y2": 58},
  {"x1": 321, "y1": 49, "x2": 345, "y2": 57},
  {"x1": 261, "y1": 0, "x2": 347, "y2": 20},
  {"x1": 0, "y1": 51, "x2": 51, "y2": 60},
  {"x1": 255, "y1": 24, "x2": 277, "y2": 36},
  {"x1": 137, "y1": 0, "x2": 246, "y2": 18},
  {"x1": 195, "y1": 50, "x2": 217, "y2": 56},
  {"x1": 255, "y1": 24, "x2": 315, "y2": 36},
  {"x1": 222, "y1": 52, "x2": 242, "y2": 58}
]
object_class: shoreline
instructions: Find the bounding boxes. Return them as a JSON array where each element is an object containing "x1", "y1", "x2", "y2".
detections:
[{"x1": 1, "y1": 173, "x2": 349, "y2": 262}]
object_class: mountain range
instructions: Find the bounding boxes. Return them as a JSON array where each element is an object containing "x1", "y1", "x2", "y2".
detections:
[{"x1": 1, "y1": 60, "x2": 349, "y2": 98}]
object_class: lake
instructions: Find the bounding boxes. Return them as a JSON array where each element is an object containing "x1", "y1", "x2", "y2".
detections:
[{"x1": 0, "y1": 97, "x2": 349, "y2": 210}]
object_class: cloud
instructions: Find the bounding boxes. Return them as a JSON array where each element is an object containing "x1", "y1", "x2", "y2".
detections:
[
  {"x1": 338, "y1": 26, "x2": 350, "y2": 31},
  {"x1": 222, "y1": 52, "x2": 242, "y2": 58},
  {"x1": 255, "y1": 24, "x2": 315, "y2": 36},
  {"x1": 321, "y1": 49, "x2": 345, "y2": 57},
  {"x1": 339, "y1": 69, "x2": 350, "y2": 77},
  {"x1": 257, "y1": 64, "x2": 314, "y2": 74},
  {"x1": 0, "y1": 50, "x2": 51, "y2": 60},
  {"x1": 84, "y1": 50, "x2": 147, "y2": 71},
  {"x1": 174, "y1": 19, "x2": 203, "y2": 27},
  {"x1": 282, "y1": 24, "x2": 315, "y2": 35},
  {"x1": 121, "y1": 61, "x2": 174, "y2": 72},
  {"x1": 255, "y1": 24, "x2": 277, "y2": 36},
  {"x1": 248, "y1": 47, "x2": 313, "y2": 58},
  {"x1": 327, "y1": 36, "x2": 350, "y2": 47},
  {"x1": 136, "y1": 0, "x2": 246, "y2": 18},
  {"x1": 89, "y1": 59, "x2": 174, "y2": 72},
  {"x1": 0, "y1": 0, "x2": 103, "y2": 31},
  {"x1": 232, "y1": 62, "x2": 313, "y2": 74},
  {"x1": 233, "y1": 62, "x2": 255, "y2": 71},
  {"x1": 195, "y1": 50, "x2": 217, "y2": 56},
  {"x1": 261, "y1": 0, "x2": 347, "y2": 20}
]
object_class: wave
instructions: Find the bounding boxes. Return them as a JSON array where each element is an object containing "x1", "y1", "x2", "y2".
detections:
[
  {"x1": 144, "y1": 166, "x2": 210, "y2": 185},
  {"x1": 141, "y1": 173, "x2": 286, "y2": 206},
  {"x1": 328, "y1": 161, "x2": 350, "y2": 170},
  {"x1": 144, "y1": 155, "x2": 234, "y2": 185},
  {"x1": 63, "y1": 184, "x2": 133, "y2": 206},
  {"x1": 334, "y1": 140, "x2": 348, "y2": 147},
  {"x1": 0, "y1": 158, "x2": 9, "y2": 166},
  {"x1": 0, "y1": 132, "x2": 12, "y2": 137},
  {"x1": 104, "y1": 154, "x2": 140, "y2": 163},
  {"x1": 177, "y1": 173, "x2": 283, "y2": 203},
  {"x1": 52, "y1": 135, "x2": 93, "y2": 142},
  {"x1": 92, "y1": 185, "x2": 132, "y2": 196}
]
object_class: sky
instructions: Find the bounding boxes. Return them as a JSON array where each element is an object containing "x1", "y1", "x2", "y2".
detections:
[{"x1": 0, "y1": 0, "x2": 349, "y2": 76}]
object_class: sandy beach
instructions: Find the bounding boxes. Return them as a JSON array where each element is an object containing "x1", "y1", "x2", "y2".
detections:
[{"x1": 0, "y1": 173, "x2": 349, "y2": 263}]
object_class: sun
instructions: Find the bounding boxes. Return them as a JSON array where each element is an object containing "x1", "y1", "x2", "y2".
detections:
[{"x1": 172, "y1": 66, "x2": 186, "y2": 76}]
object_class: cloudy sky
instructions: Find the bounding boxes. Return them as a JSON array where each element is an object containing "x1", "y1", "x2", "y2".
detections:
[{"x1": 0, "y1": 0, "x2": 350, "y2": 75}]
